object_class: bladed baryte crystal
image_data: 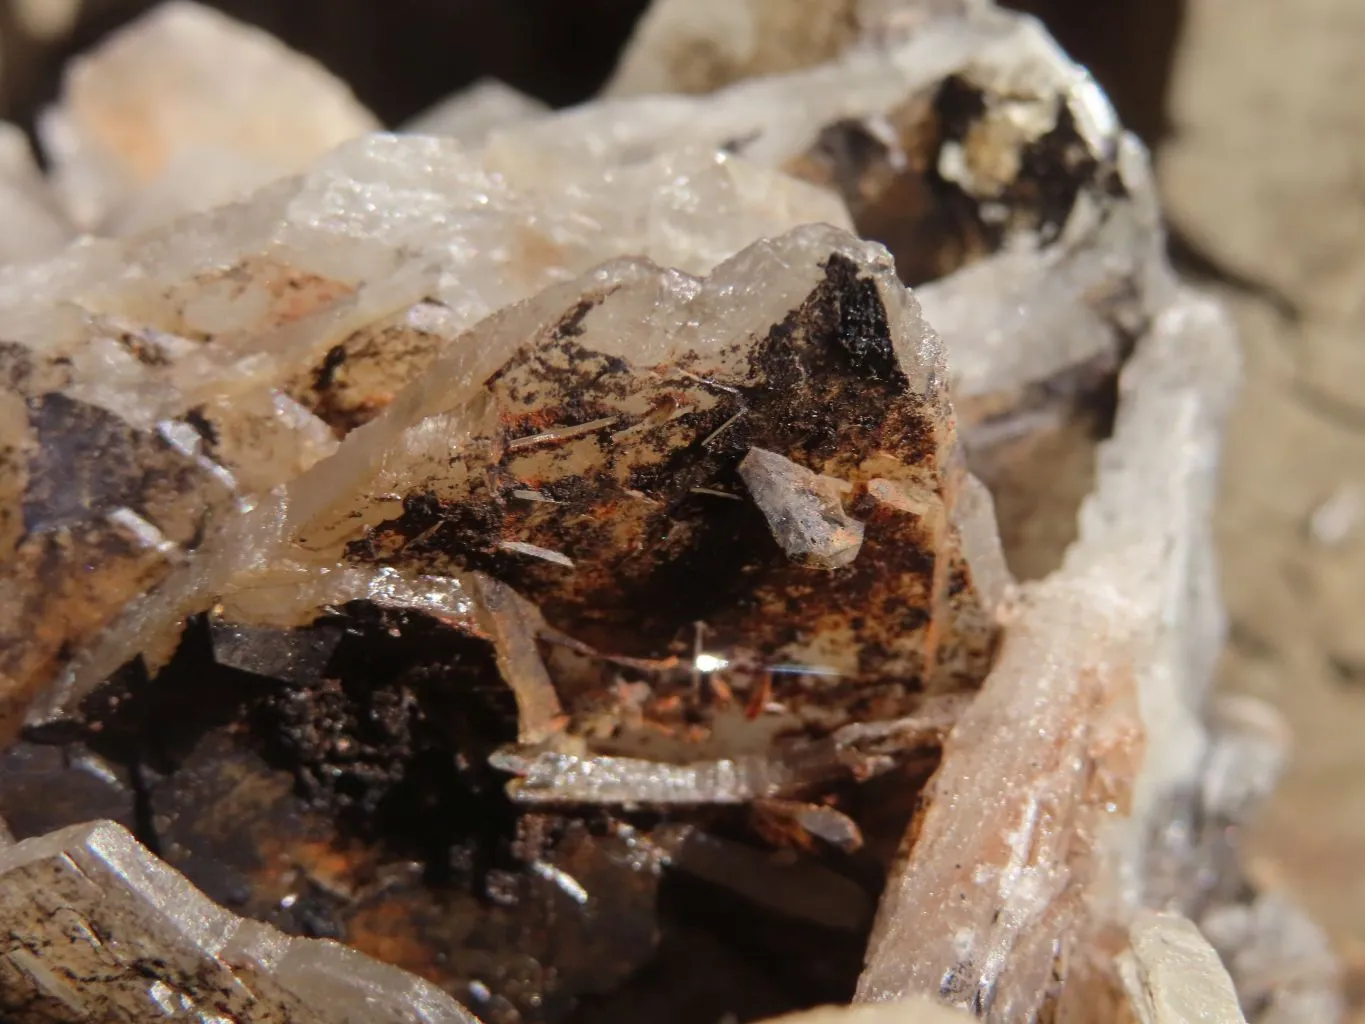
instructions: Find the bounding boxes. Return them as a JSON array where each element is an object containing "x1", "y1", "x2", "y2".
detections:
[
  {"x1": 0, "y1": 819, "x2": 479, "y2": 1024},
  {"x1": 1118, "y1": 911, "x2": 1246, "y2": 1024},
  {"x1": 739, "y1": 448, "x2": 866, "y2": 570},
  {"x1": 857, "y1": 291, "x2": 1240, "y2": 1019},
  {"x1": 21, "y1": 225, "x2": 1002, "y2": 751},
  {"x1": 0, "y1": 0, "x2": 1340, "y2": 1022}
]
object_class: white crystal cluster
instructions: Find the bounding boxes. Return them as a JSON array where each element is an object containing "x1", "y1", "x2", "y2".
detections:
[{"x1": 0, "y1": 1, "x2": 1341, "y2": 1023}]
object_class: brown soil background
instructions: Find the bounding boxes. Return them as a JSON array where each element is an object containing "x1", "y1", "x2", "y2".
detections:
[
  {"x1": 3, "y1": 0, "x2": 1363, "y2": 1015},
  {"x1": 1029, "y1": 1, "x2": 1365, "y2": 1014},
  {"x1": 1160, "y1": 2, "x2": 1365, "y2": 1013}
]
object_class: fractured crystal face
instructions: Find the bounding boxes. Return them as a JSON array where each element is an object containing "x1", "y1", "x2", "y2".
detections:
[
  {"x1": 19, "y1": 224, "x2": 998, "y2": 796},
  {"x1": 1, "y1": 207, "x2": 1003, "y2": 1022},
  {"x1": 739, "y1": 447, "x2": 866, "y2": 570},
  {"x1": 489, "y1": 7, "x2": 1171, "y2": 582},
  {"x1": 1, "y1": 212, "x2": 1003, "y2": 1021},
  {"x1": 0, "y1": 344, "x2": 237, "y2": 739},
  {"x1": 251, "y1": 226, "x2": 1001, "y2": 738},
  {"x1": 1118, "y1": 912, "x2": 1247, "y2": 1024},
  {"x1": 0, "y1": 819, "x2": 480, "y2": 1024}
]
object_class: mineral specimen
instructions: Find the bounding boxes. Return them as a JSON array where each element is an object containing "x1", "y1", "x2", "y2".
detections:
[
  {"x1": 857, "y1": 290, "x2": 1238, "y2": 1019},
  {"x1": 0, "y1": 0, "x2": 1339, "y2": 1022},
  {"x1": 269, "y1": 224, "x2": 1001, "y2": 712}
]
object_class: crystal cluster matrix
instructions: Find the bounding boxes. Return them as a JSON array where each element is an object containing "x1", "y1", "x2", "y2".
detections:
[{"x1": 0, "y1": 2, "x2": 1341, "y2": 1024}]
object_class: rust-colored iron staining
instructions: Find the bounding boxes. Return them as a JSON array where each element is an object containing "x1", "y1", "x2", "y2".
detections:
[
  {"x1": 343, "y1": 255, "x2": 997, "y2": 764},
  {"x1": 0, "y1": 599, "x2": 900, "y2": 1022},
  {"x1": 0, "y1": 242, "x2": 1001, "y2": 1019},
  {"x1": 0, "y1": 256, "x2": 371, "y2": 742},
  {"x1": 0, "y1": 0, "x2": 1281, "y2": 1017},
  {"x1": 780, "y1": 71, "x2": 1139, "y2": 585}
]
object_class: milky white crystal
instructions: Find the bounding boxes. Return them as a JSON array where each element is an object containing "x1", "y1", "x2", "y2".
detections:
[
  {"x1": 0, "y1": 0, "x2": 1324, "y2": 1017},
  {"x1": 490, "y1": 14, "x2": 1017, "y2": 175},
  {"x1": 491, "y1": 9, "x2": 1159, "y2": 416},
  {"x1": 403, "y1": 78, "x2": 549, "y2": 145},
  {"x1": 28, "y1": 224, "x2": 1001, "y2": 773},
  {"x1": 0, "y1": 122, "x2": 71, "y2": 264},
  {"x1": 917, "y1": 136, "x2": 1174, "y2": 405},
  {"x1": 39, "y1": 1, "x2": 380, "y2": 232},
  {"x1": 604, "y1": 0, "x2": 1006, "y2": 99}
]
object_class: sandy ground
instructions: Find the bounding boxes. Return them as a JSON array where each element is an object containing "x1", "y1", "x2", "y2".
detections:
[{"x1": 1160, "y1": 0, "x2": 1365, "y2": 1013}]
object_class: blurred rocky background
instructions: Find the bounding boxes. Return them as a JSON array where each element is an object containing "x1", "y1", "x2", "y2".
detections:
[{"x1": 1, "y1": 0, "x2": 1361, "y2": 1015}]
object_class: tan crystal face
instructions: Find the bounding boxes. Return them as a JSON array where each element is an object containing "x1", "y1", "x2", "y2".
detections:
[
  {"x1": 284, "y1": 303, "x2": 457, "y2": 436},
  {"x1": 0, "y1": 342, "x2": 237, "y2": 740}
]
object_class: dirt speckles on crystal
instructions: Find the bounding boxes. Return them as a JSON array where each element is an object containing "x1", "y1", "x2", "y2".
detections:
[{"x1": 308, "y1": 231, "x2": 998, "y2": 757}]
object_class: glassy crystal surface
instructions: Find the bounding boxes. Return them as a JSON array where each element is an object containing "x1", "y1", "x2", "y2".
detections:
[
  {"x1": 855, "y1": 291, "x2": 1245, "y2": 1019},
  {"x1": 0, "y1": 819, "x2": 480, "y2": 1023},
  {"x1": 488, "y1": 4, "x2": 1172, "y2": 582}
]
